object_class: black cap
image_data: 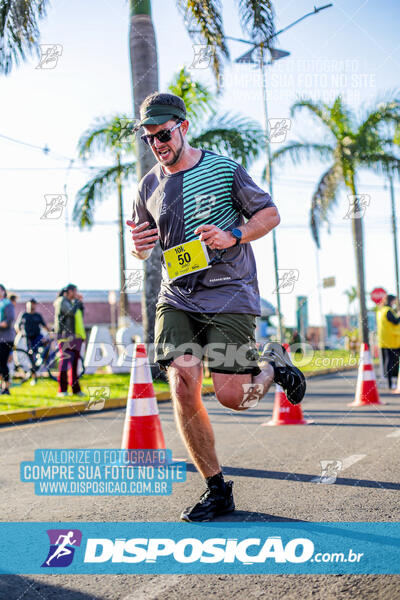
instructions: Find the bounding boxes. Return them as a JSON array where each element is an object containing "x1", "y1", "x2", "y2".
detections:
[{"x1": 137, "y1": 103, "x2": 186, "y2": 128}]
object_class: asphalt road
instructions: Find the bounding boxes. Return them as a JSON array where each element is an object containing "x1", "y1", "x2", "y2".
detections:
[{"x1": 0, "y1": 372, "x2": 399, "y2": 599}]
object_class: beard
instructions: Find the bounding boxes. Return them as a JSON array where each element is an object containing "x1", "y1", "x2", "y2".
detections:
[{"x1": 154, "y1": 132, "x2": 184, "y2": 167}]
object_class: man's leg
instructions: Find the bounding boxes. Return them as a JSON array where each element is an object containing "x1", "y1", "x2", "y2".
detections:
[
  {"x1": 69, "y1": 338, "x2": 82, "y2": 394},
  {"x1": 168, "y1": 355, "x2": 220, "y2": 478},
  {"x1": 212, "y1": 366, "x2": 274, "y2": 411},
  {"x1": 57, "y1": 341, "x2": 70, "y2": 393}
]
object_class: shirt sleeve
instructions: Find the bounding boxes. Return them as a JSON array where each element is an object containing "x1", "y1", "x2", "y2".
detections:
[
  {"x1": 231, "y1": 164, "x2": 275, "y2": 219},
  {"x1": 132, "y1": 179, "x2": 157, "y2": 228},
  {"x1": 386, "y1": 309, "x2": 400, "y2": 325},
  {"x1": 4, "y1": 303, "x2": 14, "y2": 327}
]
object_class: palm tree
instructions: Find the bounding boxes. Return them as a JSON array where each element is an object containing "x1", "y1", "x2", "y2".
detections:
[
  {"x1": 169, "y1": 67, "x2": 263, "y2": 167},
  {"x1": 272, "y1": 96, "x2": 400, "y2": 344},
  {"x1": 1, "y1": 0, "x2": 275, "y2": 345},
  {"x1": 129, "y1": 0, "x2": 275, "y2": 346},
  {"x1": 344, "y1": 285, "x2": 358, "y2": 328},
  {"x1": 73, "y1": 115, "x2": 136, "y2": 323},
  {"x1": 0, "y1": 0, "x2": 49, "y2": 74}
]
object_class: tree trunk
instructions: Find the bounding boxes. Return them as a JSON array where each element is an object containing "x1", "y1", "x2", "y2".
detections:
[
  {"x1": 129, "y1": 0, "x2": 162, "y2": 365},
  {"x1": 348, "y1": 176, "x2": 369, "y2": 345},
  {"x1": 117, "y1": 154, "x2": 130, "y2": 324}
]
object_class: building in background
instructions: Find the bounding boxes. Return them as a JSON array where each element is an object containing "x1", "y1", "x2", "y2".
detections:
[{"x1": 10, "y1": 290, "x2": 142, "y2": 329}]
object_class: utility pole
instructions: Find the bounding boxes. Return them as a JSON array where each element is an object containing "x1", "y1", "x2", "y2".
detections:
[
  {"x1": 232, "y1": 4, "x2": 333, "y2": 343},
  {"x1": 389, "y1": 172, "x2": 400, "y2": 301}
]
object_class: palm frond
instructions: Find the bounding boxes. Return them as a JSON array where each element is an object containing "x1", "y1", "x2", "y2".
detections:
[
  {"x1": 358, "y1": 152, "x2": 400, "y2": 178},
  {"x1": 329, "y1": 96, "x2": 353, "y2": 135},
  {"x1": 177, "y1": 0, "x2": 228, "y2": 87},
  {"x1": 271, "y1": 142, "x2": 334, "y2": 168},
  {"x1": 189, "y1": 113, "x2": 264, "y2": 168},
  {"x1": 0, "y1": 0, "x2": 48, "y2": 74},
  {"x1": 73, "y1": 162, "x2": 136, "y2": 228},
  {"x1": 168, "y1": 67, "x2": 216, "y2": 127},
  {"x1": 291, "y1": 99, "x2": 339, "y2": 137},
  {"x1": 77, "y1": 114, "x2": 136, "y2": 159},
  {"x1": 310, "y1": 163, "x2": 343, "y2": 247},
  {"x1": 235, "y1": 0, "x2": 275, "y2": 43},
  {"x1": 357, "y1": 100, "x2": 400, "y2": 145}
]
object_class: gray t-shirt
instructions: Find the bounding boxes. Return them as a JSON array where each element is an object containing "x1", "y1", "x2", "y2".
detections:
[
  {"x1": 132, "y1": 150, "x2": 275, "y2": 316},
  {"x1": 0, "y1": 300, "x2": 15, "y2": 343}
]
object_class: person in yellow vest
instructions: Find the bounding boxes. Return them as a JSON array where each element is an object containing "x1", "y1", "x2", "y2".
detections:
[
  {"x1": 377, "y1": 294, "x2": 400, "y2": 389},
  {"x1": 54, "y1": 284, "x2": 86, "y2": 396}
]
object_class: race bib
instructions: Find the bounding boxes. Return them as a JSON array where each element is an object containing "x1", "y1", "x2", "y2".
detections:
[{"x1": 163, "y1": 239, "x2": 211, "y2": 281}]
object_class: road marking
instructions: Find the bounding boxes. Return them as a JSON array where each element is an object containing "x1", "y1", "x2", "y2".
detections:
[
  {"x1": 311, "y1": 454, "x2": 366, "y2": 484},
  {"x1": 387, "y1": 429, "x2": 400, "y2": 438},
  {"x1": 341, "y1": 454, "x2": 366, "y2": 471}
]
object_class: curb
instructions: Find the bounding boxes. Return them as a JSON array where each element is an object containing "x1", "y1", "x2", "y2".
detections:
[
  {"x1": 0, "y1": 385, "x2": 216, "y2": 427},
  {"x1": 304, "y1": 364, "x2": 357, "y2": 378},
  {"x1": 0, "y1": 366, "x2": 357, "y2": 428}
]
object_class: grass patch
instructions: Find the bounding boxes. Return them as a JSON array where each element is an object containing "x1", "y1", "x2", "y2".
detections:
[
  {"x1": 1, "y1": 374, "x2": 213, "y2": 412},
  {"x1": 292, "y1": 350, "x2": 359, "y2": 372}
]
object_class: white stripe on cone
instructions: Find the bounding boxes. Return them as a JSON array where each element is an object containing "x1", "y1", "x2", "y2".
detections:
[
  {"x1": 126, "y1": 396, "x2": 158, "y2": 417},
  {"x1": 129, "y1": 360, "x2": 152, "y2": 383},
  {"x1": 361, "y1": 371, "x2": 375, "y2": 381}
]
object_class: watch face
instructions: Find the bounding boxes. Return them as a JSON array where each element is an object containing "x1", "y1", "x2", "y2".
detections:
[{"x1": 233, "y1": 228, "x2": 242, "y2": 240}]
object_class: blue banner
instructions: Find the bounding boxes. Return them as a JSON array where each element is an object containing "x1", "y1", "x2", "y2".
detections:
[
  {"x1": 0, "y1": 522, "x2": 399, "y2": 574},
  {"x1": 20, "y1": 449, "x2": 186, "y2": 496}
]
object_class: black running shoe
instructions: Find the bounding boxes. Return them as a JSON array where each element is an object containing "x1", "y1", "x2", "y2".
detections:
[
  {"x1": 261, "y1": 342, "x2": 306, "y2": 405},
  {"x1": 1, "y1": 388, "x2": 10, "y2": 395},
  {"x1": 180, "y1": 481, "x2": 235, "y2": 522}
]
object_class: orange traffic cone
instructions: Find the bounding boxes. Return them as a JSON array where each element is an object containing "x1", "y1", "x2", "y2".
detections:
[
  {"x1": 348, "y1": 343, "x2": 382, "y2": 406},
  {"x1": 121, "y1": 343, "x2": 166, "y2": 450},
  {"x1": 263, "y1": 344, "x2": 312, "y2": 426}
]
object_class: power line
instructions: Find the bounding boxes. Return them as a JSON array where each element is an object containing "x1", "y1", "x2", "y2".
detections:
[{"x1": 0, "y1": 132, "x2": 73, "y2": 162}]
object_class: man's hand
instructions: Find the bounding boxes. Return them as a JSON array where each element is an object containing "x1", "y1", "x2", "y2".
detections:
[
  {"x1": 194, "y1": 225, "x2": 236, "y2": 250},
  {"x1": 126, "y1": 220, "x2": 159, "y2": 259}
]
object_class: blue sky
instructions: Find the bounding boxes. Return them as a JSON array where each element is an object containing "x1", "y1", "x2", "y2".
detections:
[{"x1": 1, "y1": 0, "x2": 400, "y2": 326}]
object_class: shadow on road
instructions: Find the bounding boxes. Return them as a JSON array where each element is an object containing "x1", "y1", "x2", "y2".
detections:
[
  {"x1": 0, "y1": 575, "x2": 104, "y2": 600},
  {"x1": 211, "y1": 510, "x2": 306, "y2": 523},
  {"x1": 185, "y1": 463, "x2": 400, "y2": 491}
]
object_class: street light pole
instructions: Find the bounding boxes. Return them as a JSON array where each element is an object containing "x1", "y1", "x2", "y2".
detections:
[
  {"x1": 259, "y1": 44, "x2": 284, "y2": 342},
  {"x1": 389, "y1": 172, "x2": 400, "y2": 301},
  {"x1": 232, "y1": 4, "x2": 333, "y2": 344}
]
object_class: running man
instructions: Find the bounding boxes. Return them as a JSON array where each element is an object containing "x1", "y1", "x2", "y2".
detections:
[
  {"x1": 127, "y1": 92, "x2": 306, "y2": 522},
  {"x1": 46, "y1": 531, "x2": 77, "y2": 566}
]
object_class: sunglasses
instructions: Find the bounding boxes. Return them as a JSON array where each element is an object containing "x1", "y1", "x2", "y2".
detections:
[{"x1": 140, "y1": 121, "x2": 183, "y2": 146}]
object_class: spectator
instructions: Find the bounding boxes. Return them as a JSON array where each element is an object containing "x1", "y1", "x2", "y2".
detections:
[
  {"x1": 9, "y1": 294, "x2": 17, "y2": 307},
  {"x1": 377, "y1": 294, "x2": 400, "y2": 389},
  {"x1": 15, "y1": 299, "x2": 50, "y2": 386},
  {"x1": 53, "y1": 284, "x2": 85, "y2": 397},
  {"x1": 290, "y1": 329, "x2": 303, "y2": 356},
  {"x1": 0, "y1": 284, "x2": 15, "y2": 395}
]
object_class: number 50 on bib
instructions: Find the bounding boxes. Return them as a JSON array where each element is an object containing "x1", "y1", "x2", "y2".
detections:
[{"x1": 163, "y1": 239, "x2": 211, "y2": 281}]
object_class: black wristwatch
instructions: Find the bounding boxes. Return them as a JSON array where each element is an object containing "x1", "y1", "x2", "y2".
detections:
[{"x1": 230, "y1": 228, "x2": 242, "y2": 246}]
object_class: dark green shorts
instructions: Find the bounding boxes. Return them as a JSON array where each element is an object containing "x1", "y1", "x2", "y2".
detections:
[{"x1": 154, "y1": 304, "x2": 261, "y2": 374}]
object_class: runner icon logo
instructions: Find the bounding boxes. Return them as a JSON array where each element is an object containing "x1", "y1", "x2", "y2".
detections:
[{"x1": 42, "y1": 529, "x2": 82, "y2": 567}]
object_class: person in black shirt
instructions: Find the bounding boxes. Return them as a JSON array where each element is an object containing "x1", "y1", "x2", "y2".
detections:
[{"x1": 15, "y1": 299, "x2": 50, "y2": 384}]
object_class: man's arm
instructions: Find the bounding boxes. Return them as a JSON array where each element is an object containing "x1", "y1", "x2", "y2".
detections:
[
  {"x1": 126, "y1": 220, "x2": 159, "y2": 260},
  {"x1": 236, "y1": 206, "x2": 280, "y2": 243},
  {"x1": 0, "y1": 303, "x2": 14, "y2": 329},
  {"x1": 195, "y1": 206, "x2": 279, "y2": 249},
  {"x1": 127, "y1": 179, "x2": 159, "y2": 260},
  {"x1": 195, "y1": 164, "x2": 280, "y2": 249},
  {"x1": 387, "y1": 309, "x2": 400, "y2": 325}
]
